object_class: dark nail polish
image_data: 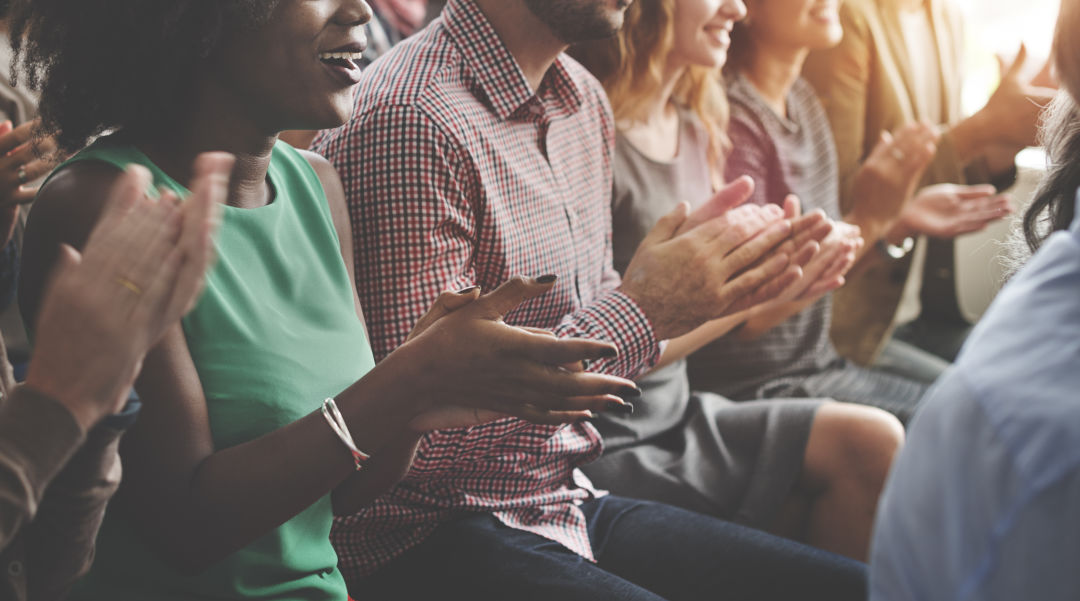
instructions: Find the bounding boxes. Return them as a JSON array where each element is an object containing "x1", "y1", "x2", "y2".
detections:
[
  {"x1": 606, "y1": 400, "x2": 635, "y2": 415},
  {"x1": 599, "y1": 347, "x2": 619, "y2": 359},
  {"x1": 535, "y1": 274, "x2": 558, "y2": 284},
  {"x1": 621, "y1": 386, "x2": 642, "y2": 399},
  {"x1": 456, "y1": 285, "x2": 480, "y2": 295}
]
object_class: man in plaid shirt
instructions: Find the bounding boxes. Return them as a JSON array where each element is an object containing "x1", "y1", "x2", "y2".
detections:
[{"x1": 313, "y1": 0, "x2": 867, "y2": 598}]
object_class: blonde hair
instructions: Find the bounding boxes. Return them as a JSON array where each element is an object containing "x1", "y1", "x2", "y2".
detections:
[{"x1": 569, "y1": 0, "x2": 730, "y2": 176}]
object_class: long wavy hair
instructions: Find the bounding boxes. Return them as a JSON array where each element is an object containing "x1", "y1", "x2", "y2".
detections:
[
  {"x1": 569, "y1": 0, "x2": 730, "y2": 179},
  {"x1": 1021, "y1": 0, "x2": 1080, "y2": 251}
]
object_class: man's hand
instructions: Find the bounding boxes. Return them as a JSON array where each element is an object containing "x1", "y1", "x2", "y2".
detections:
[{"x1": 618, "y1": 178, "x2": 809, "y2": 340}]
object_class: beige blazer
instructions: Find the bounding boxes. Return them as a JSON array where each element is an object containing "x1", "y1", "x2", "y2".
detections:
[{"x1": 802, "y1": 0, "x2": 990, "y2": 364}]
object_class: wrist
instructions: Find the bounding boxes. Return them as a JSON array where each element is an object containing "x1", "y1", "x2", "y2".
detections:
[
  {"x1": 20, "y1": 373, "x2": 105, "y2": 434},
  {"x1": 950, "y1": 113, "x2": 990, "y2": 164}
]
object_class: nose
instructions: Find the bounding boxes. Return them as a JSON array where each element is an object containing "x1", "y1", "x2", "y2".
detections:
[
  {"x1": 722, "y1": 0, "x2": 748, "y2": 21},
  {"x1": 336, "y1": 0, "x2": 373, "y2": 27}
]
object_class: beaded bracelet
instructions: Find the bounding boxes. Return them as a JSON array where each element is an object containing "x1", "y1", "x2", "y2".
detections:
[{"x1": 320, "y1": 397, "x2": 371, "y2": 471}]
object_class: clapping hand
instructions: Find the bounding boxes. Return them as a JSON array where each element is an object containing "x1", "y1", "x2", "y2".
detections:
[
  {"x1": 898, "y1": 183, "x2": 1014, "y2": 239},
  {"x1": 397, "y1": 276, "x2": 640, "y2": 432},
  {"x1": 850, "y1": 122, "x2": 938, "y2": 240},
  {"x1": 0, "y1": 120, "x2": 61, "y2": 245}
]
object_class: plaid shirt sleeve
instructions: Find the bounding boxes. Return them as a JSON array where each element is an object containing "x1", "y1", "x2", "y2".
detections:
[{"x1": 326, "y1": 104, "x2": 660, "y2": 378}]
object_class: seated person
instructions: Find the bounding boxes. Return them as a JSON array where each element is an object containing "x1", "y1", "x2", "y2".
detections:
[
  {"x1": 870, "y1": 4, "x2": 1080, "y2": 597},
  {"x1": 802, "y1": 0, "x2": 1037, "y2": 366},
  {"x1": 684, "y1": 0, "x2": 947, "y2": 421},
  {"x1": 12, "y1": 1, "x2": 637, "y2": 599},
  {"x1": 317, "y1": 0, "x2": 882, "y2": 595},
  {"x1": 569, "y1": 0, "x2": 905, "y2": 561},
  {"x1": 1, "y1": 159, "x2": 223, "y2": 601}
]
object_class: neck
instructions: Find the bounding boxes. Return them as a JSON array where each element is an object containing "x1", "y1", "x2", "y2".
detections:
[
  {"x1": 136, "y1": 85, "x2": 278, "y2": 209},
  {"x1": 640, "y1": 60, "x2": 686, "y2": 125},
  {"x1": 472, "y1": 0, "x2": 568, "y2": 90},
  {"x1": 741, "y1": 41, "x2": 807, "y2": 118}
]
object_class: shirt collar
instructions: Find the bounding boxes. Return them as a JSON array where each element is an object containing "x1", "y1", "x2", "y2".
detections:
[{"x1": 443, "y1": 0, "x2": 583, "y2": 121}]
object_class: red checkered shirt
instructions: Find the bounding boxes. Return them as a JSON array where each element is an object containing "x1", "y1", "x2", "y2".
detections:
[{"x1": 313, "y1": 0, "x2": 662, "y2": 582}]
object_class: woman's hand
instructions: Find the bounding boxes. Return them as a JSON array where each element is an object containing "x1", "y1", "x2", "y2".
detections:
[
  {"x1": 391, "y1": 276, "x2": 640, "y2": 432},
  {"x1": 895, "y1": 183, "x2": 1013, "y2": 239},
  {"x1": 850, "y1": 122, "x2": 938, "y2": 241},
  {"x1": 0, "y1": 120, "x2": 62, "y2": 246},
  {"x1": 23, "y1": 153, "x2": 231, "y2": 431}
]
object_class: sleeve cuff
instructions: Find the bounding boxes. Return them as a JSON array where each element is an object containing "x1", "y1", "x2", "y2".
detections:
[{"x1": 570, "y1": 290, "x2": 662, "y2": 379}]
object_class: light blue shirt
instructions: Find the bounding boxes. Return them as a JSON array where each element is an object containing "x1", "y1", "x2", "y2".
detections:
[{"x1": 870, "y1": 191, "x2": 1080, "y2": 601}]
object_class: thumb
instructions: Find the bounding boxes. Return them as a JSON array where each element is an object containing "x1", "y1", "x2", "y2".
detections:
[
  {"x1": 56, "y1": 243, "x2": 83, "y2": 269},
  {"x1": 641, "y1": 201, "x2": 690, "y2": 247},
  {"x1": 1002, "y1": 43, "x2": 1028, "y2": 81},
  {"x1": 43, "y1": 243, "x2": 82, "y2": 293},
  {"x1": 408, "y1": 286, "x2": 481, "y2": 340},
  {"x1": 782, "y1": 194, "x2": 802, "y2": 219},
  {"x1": 470, "y1": 275, "x2": 556, "y2": 320},
  {"x1": 679, "y1": 175, "x2": 755, "y2": 234}
]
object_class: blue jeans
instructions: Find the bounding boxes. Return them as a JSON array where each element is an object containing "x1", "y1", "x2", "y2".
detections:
[{"x1": 350, "y1": 495, "x2": 866, "y2": 600}]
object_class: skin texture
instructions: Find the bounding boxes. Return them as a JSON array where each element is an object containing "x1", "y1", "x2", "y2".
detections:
[{"x1": 19, "y1": 0, "x2": 640, "y2": 575}]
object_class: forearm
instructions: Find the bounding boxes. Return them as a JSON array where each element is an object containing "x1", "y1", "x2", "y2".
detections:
[
  {"x1": 946, "y1": 114, "x2": 990, "y2": 168},
  {"x1": 651, "y1": 311, "x2": 748, "y2": 371},
  {"x1": 331, "y1": 431, "x2": 423, "y2": 515},
  {"x1": 128, "y1": 358, "x2": 427, "y2": 574},
  {"x1": 26, "y1": 427, "x2": 123, "y2": 601},
  {"x1": 0, "y1": 387, "x2": 86, "y2": 551}
]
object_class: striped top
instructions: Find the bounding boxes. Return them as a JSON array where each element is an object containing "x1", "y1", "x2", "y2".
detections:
[{"x1": 687, "y1": 74, "x2": 840, "y2": 398}]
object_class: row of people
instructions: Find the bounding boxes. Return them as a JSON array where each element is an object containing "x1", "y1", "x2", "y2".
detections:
[{"x1": 0, "y1": 0, "x2": 1071, "y2": 601}]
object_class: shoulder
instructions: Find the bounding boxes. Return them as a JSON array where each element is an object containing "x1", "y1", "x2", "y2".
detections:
[
  {"x1": 19, "y1": 160, "x2": 128, "y2": 325},
  {"x1": 835, "y1": 0, "x2": 874, "y2": 31},
  {"x1": 295, "y1": 148, "x2": 349, "y2": 229},
  {"x1": 30, "y1": 160, "x2": 130, "y2": 248},
  {"x1": 724, "y1": 83, "x2": 771, "y2": 151}
]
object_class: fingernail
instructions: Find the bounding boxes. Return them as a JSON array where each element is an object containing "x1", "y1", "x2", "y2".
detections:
[
  {"x1": 456, "y1": 285, "x2": 480, "y2": 295},
  {"x1": 606, "y1": 400, "x2": 635, "y2": 415},
  {"x1": 535, "y1": 274, "x2": 558, "y2": 284},
  {"x1": 621, "y1": 386, "x2": 642, "y2": 399},
  {"x1": 600, "y1": 346, "x2": 619, "y2": 358}
]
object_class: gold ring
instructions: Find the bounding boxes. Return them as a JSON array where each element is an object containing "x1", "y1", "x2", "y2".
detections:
[
  {"x1": 115, "y1": 277, "x2": 142, "y2": 296},
  {"x1": 16, "y1": 166, "x2": 27, "y2": 185}
]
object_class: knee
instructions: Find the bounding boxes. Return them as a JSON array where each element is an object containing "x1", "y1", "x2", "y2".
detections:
[{"x1": 804, "y1": 402, "x2": 904, "y2": 491}]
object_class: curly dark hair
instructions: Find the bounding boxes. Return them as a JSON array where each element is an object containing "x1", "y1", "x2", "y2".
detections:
[{"x1": 8, "y1": 0, "x2": 282, "y2": 154}]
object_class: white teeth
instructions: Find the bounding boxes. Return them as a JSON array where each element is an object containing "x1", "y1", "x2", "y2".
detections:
[{"x1": 319, "y1": 51, "x2": 364, "y2": 60}]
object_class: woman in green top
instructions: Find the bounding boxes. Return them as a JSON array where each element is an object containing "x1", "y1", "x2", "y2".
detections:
[{"x1": 9, "y1": 1, "x2": 639, "y2": 599}]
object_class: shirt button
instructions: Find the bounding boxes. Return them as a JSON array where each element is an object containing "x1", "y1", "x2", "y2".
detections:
[{"x1": 8, "y1": 560, "x2": 23, "y2": 577}]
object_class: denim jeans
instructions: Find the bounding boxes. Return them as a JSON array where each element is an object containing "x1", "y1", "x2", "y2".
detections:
[{"x1": 350, "y1": 495, "x2": 866, "y2": 601}]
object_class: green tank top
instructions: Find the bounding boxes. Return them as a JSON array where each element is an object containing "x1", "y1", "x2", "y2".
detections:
[{"x1": 63, "y1": 138, "x2": 374, "y2": 601}]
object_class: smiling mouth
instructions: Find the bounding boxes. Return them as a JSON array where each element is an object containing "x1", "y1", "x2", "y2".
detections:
[{"x1": 319, "y1": 51, "x2": 365, "y2": 69}]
